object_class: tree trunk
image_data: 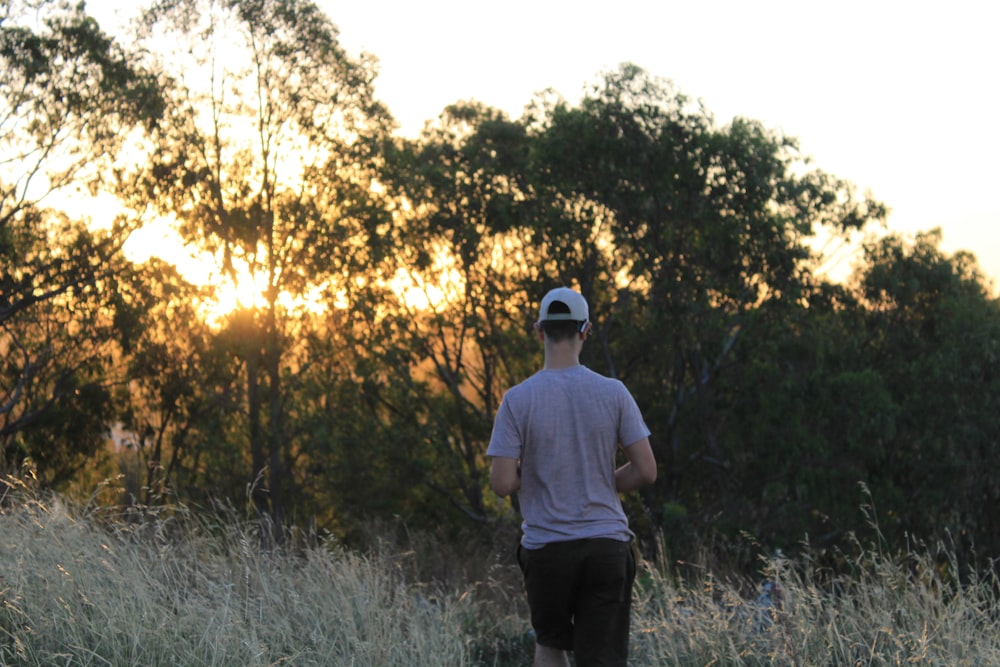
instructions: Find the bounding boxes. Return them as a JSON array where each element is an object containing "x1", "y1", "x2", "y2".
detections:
[
  {"x1": 265, "y1": 293, "x2": 286, "y2": 543},
  {"x1": 247, "y1": 353, "x2": 268, "y2": 518}
]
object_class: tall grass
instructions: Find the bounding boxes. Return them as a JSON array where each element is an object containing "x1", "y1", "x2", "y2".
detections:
[
  {"x1": 0, "y1": 489, "x2": 475, "y2": 666},
  {"x1": 2, "y1": 485, "x2": 999, "y2": 665},
  {"x1": 630, "y1": 536, "x2": 1000, "y2": 665}
]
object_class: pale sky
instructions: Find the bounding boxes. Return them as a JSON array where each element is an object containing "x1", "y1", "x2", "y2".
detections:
[{"x1": 93, "y1": 0, "x2": 1000, "y2": 291}]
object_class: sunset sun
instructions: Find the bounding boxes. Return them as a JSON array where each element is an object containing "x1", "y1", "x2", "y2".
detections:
[{"x1": 122, "y1": 218, "x2": 319, "y2": 326}]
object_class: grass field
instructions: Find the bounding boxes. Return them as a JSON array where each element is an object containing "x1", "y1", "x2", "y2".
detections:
[{"x1": 2, "y1": 485, "x2": 998, "y2": 665}]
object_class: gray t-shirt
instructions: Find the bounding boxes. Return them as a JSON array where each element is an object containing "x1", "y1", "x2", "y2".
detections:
[{"x1": 487, "y1": 364, "x2": 651, "y2": 549}]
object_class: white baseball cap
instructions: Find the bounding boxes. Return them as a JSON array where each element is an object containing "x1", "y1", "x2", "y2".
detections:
[{"x1": 538, "y1": 287, "x2": 589, "y2": 323}]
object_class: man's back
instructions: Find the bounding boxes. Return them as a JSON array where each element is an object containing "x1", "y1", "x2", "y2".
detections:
[{"x1": 489, "y1": 364, "x2": 650, "y2": 548}]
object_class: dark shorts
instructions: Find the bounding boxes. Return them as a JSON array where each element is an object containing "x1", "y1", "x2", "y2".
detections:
[{"x1": 517, "y1": 538, "x2": 636, "y2": 666}]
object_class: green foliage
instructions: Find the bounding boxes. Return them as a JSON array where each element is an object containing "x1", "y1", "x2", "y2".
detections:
[
  {"x1": 120, "y1": 0, "x2": 397, "y2": 529},
  {"x1": 371, "y1": 102, "x2": 542, "y2": 527},
  {"x1": 0, "y1": 212, "x2": 128, "y2": 485},
  {"x1": 852, "y1": 231, "x2": 1000, "y2": 560},
  {"x1": 110, "y1": 258, "x2": 251, "y2": 507},
  {"x1": 0, "y1": 0, "x2": 162, "y2": 157},
  {"x1": 0, "y1": 0, "x2": 164, "y2": 482}
]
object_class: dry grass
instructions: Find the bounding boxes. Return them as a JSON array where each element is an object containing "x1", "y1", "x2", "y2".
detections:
[
  {"x1": 2, "y1": 485, "x2": 998, "y2": 666},
  {"x1": 0, "y1": 490, "x2": 474, "y2": 666},
  {"x1": 630, "y1": 535, "x2": 1000, "y2": 666}
]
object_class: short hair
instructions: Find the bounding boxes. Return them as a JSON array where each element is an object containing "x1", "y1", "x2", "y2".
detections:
[{"x1": 540, "y1": 300, "x2": 585, "y2": 342}]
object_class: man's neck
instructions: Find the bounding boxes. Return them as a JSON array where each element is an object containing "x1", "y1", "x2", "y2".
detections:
[{"x1": 543, "y1": 342, "x2": 581, "y2": 370}]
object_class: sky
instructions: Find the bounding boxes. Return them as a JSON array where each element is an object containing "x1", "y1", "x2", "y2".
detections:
[{"x1": 92, "y1": 0, "x2": 1000, "y2": 291}]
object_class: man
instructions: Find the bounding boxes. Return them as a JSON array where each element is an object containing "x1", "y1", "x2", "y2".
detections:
[{"x1": 488, "y1": 286, "x2": 657, "y2": 667}]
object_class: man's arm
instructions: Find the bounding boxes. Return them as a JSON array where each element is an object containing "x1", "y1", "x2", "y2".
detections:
[
  {"x1": 615, "y1": 437, "x2": 657, "y2": 492},
  {"x1": 490, "y1": 456, "x2": 521, "y2": 497}
]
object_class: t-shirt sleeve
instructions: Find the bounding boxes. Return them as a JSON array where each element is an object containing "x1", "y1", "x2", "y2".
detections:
[
  {"x1": 618, "y1": 383, "x2": 651, "y2": 447},
  {"x1": 487, "y1": 394, "x2": 522, "y2": 459}
]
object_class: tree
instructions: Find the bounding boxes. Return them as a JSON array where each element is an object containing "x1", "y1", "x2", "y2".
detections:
[
  {"x1": 715, "y1": 281, "x2": 898, "y2": 558},
  {"x1": 110, "y1": 258, "x2": 250, "y2": 508},
  {"x1": 124, "y1": 0, "x2": 394, "y2": 532},
  {"x1": 853, "y1": 230, "x2": 1000, "y2": 563},
  {"x1": 377, "y1": 102, "x2": 541, "y2": 523},
  {"x1": 520, "y1": 64, "x2": 888, "y2": 554},
  {"x1": 0, "y1": 0, "x2": 163, "y2": 482}
]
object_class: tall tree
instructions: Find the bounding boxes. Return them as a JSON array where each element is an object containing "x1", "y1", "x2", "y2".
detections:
[
  {"x1": 854, "y1": 231, "x2": 1000, "y2": 562},
  {"x1": 378, "y1": 102, "x2": 540, "y2": 522},
  {"x1": 522, "y1": 64, "x2": 888, "y2": 548},
  {"x1": 0, "y1": 0, "x2": 162, "y2": 481},
  {"x1": 111, "y1": 258, "x2": 249, "y2": 507},
  {"x1": 724, "y1": 231, "x2": 1000, "y2": 566},
  {"x1": 125, "y1": 0, "x2": 394, "y2": 531}
]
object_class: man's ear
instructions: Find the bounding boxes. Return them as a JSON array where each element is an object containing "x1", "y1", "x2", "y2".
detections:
[
  {"x1": 534, "y1": 321, "x2": 545, "y2": 340},
  {"x1": 580, "y1": 321, "x2": 592, "y2": 338}
]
